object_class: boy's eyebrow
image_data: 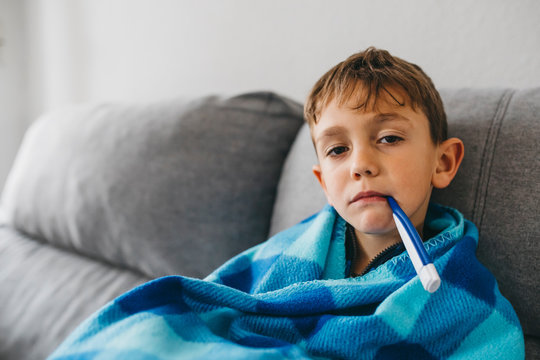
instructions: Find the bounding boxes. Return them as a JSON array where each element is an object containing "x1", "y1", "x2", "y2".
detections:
[
  {"x1": 372, "y1": 112, "x2": 411, "y2": 123},
  {"x1": 314, "y1": 113, "x2": 411, "y2": 146},
  {"x1": 315, "y1": 126, "x2": 347, "y2": 144}
]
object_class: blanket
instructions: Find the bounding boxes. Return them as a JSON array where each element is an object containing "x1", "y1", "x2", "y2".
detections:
[{"x1": 48, "y1": 203, "x2": 524, "y2": 359}]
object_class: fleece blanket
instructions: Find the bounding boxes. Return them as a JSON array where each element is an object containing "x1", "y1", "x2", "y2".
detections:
[{"x1": 49, "y1": 203, "x2": 524, "y2": 360}]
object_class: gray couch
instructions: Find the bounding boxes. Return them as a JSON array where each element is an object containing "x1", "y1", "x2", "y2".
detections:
[{"x1": 0, "y1": 89, "x2": 538, "y2": 359}]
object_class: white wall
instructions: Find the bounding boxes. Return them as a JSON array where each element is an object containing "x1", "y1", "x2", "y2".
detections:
[
  {"x1": 1, "y1": 0, "x2": 540, "y2": 190},
  {"x1": 0, "y1": 0, "x2": 26, "y2": 192}
]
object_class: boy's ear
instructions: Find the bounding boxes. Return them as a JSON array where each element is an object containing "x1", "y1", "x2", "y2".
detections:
[
  {"x1": 312, "y1": 164, "x2": 333, "y2": 205},
  {"x1": 432, "y1": 137, "x2": 465, "y2": 189}
]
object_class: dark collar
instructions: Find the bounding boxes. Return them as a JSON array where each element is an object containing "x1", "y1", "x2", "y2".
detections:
[{"x1": 345, "y1": 223, "x2": 404, "y2": 277}]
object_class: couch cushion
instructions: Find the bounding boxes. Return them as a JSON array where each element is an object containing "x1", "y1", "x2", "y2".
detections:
[
  {"x1": 432, "y1": 88, "x2": 539, "y2": 342},
  {"x1": 0, "y1": 92, "x2": 304, "y2": 278},
  {"x1": 0, "y1": 225, "x2": 149, "y2": 360},
  {"x1": 271, "y1": 88, "x2": 539, "y2": 354},
  {"x1": 269, "y1": 124, "x2": 326, "y2": 235}
]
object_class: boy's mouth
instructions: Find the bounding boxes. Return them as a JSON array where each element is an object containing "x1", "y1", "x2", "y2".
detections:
[{"x1": 350, "y1": 191, "x2": 387, "y2": 204}]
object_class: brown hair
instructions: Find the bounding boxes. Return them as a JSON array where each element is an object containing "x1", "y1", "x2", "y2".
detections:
[{"x1": 305, "y1": 47, "x2": 447, "y2": 143}]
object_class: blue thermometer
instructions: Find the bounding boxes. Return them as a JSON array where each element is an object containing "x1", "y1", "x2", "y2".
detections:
[{"x1": 387, "y1": 197, "x2": 441, "y2": 293}]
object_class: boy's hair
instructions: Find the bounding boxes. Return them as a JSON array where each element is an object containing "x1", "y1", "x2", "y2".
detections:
[{"x1": 305, "y1": 47, "x2": 447, "y2": 143}]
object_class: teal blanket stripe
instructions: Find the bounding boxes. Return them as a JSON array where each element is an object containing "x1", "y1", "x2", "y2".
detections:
[{"x1": 48, "y1": 203, "x2": 525, "y2": 359}]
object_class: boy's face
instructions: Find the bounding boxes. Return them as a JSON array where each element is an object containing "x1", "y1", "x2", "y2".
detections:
[{"x1": 312, "y1": 89, "x2": 440, "y2": 237}]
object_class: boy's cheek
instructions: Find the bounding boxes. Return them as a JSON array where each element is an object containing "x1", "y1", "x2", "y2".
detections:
[
  {"x1": 388, "y1": 177, "x2": 430, "y2": 208},
  {"x1": 312, "y1": 166, "x2": 335, "y2": 206}
]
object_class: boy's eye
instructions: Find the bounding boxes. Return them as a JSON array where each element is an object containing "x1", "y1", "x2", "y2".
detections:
[
  {"x1": 327, "y1": 146, "x2": 349, "y2": 156},
  {"x1": 379, "y1": 135, "x2": 403, "y2": 144}
]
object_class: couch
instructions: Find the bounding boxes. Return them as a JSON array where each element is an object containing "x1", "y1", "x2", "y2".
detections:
[{"x1": 0, "y1": 89, "x2": 538, "y2": 359}]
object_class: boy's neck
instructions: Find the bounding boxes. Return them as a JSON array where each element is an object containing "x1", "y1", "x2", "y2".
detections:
[{"x1": 351, "y1": 224, "x2": 424, "y2": 275}]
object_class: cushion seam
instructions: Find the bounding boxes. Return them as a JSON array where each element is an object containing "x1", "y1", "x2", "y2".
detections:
[
  {"x1": 472, "y1": 89, "x2": 516, "y2": 230},
  {"x1": 0, "y1": 225, "x2": 153, "y2": 280}
]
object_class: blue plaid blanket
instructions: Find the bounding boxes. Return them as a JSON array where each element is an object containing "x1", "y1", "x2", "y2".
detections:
[{"x1": 49, "y1": 204, "x2": 524, "y2": 359}]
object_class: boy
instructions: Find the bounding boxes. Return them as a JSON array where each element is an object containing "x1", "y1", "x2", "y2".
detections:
[
  {"x1": 305, "y1": 48, "x2": 463, "y2": 274},
  {"x1": 307, "y1": 48, "x2": 464, "y2": 277},
  {"x1": 49, "y1": 48, "x2": 524, "y2": 359}
]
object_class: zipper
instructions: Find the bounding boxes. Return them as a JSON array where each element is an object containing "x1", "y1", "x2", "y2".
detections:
[
  {"x1": 357, "y1": 242, "x2": 403, "y2": 276},
  {"x1": 346, "y1": 224, "x2": 404, "y2": 277}
]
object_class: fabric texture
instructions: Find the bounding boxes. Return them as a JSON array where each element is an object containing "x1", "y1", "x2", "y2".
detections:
[
  {"x1": 48, "y1": 204, "x2": 524, "y2": 360},
  {"x1": 0, "y1": 92, "x2": 304, "y2": 278},
  {"x1": 0, "y1": 225, "x2": 149, "y2": 359},
  {"x1": 433, "y1": 88, "x2": 540, "y2": 340}
]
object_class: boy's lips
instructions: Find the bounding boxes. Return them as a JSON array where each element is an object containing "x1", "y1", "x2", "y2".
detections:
[{"x1": 350, "y1": 191, "x2": 387, "y2": 204}]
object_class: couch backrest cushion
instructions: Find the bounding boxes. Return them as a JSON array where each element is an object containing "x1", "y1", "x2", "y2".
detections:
[
  {"x1": 269, "y1": 124, "x2": 327, "y2": 235},
  {"x1": 271, "y1": 88, "x2": 539, "y2": 342},
  {"x1": 433, "y1": 88, "x2": 539, "y2": 341},
  {"x1": 0, "y1": 92, "x2": 304, "y2": 278}
]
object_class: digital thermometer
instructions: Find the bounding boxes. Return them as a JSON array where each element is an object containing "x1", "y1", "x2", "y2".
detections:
[{"x1": 387, "y1": 197, "x2": 441, "y2": 293}]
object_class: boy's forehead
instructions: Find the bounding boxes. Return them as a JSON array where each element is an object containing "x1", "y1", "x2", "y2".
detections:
[
  {"x1": 315, "y1": 88, "x2": 414, "y2": 129},
  {"x1": 334, "y1": 83, "x2": 409, "y2": 113}
]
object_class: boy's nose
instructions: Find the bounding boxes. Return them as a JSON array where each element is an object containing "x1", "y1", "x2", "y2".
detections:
[{"x1": 350, "y1": 149, "x2": 379, "y2": 179}]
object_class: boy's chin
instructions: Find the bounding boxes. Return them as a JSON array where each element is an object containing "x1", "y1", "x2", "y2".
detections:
[{"x1": 348, "y1": 213, "x2": 397, "y2": 236}]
